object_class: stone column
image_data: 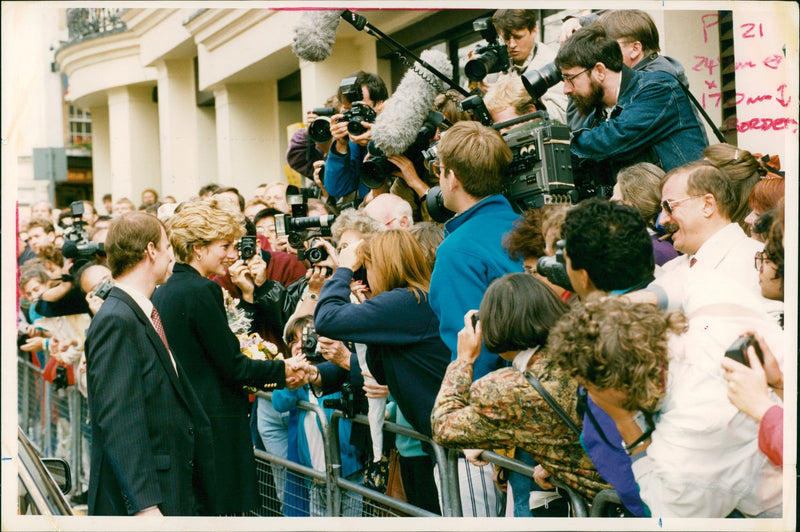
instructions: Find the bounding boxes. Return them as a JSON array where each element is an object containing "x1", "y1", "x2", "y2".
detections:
[
  {"x1": 106, "y1": 86, "x2": 161, "y2": 206},
  {"x1": 214, "y1": 81, "x2": 279, "y2": 192},
  {"x1": 155, "y1": 58, "x2": 203, "y2": 201},
  {"x1": 88, "y1": 105, "x2": 111, "y2": 213}
]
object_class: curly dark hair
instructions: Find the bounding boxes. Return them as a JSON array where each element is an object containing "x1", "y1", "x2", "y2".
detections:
[
  {"x1": 562, "y1": 198, "x2": 654, "y2": 292},
  {"x1": 547, "y1": 296, "x2": 687, "y2": 412}
]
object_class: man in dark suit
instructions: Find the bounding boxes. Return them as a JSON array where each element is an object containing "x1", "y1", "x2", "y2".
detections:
[{"x1": 85, "y1": 211, "x2": 216, "y2": 516}]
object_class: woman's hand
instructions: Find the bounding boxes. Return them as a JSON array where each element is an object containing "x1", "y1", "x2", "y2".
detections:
[
  {"x1": 317, "y1": 337, "x2": 351, "y2": 370},
  {"x1": 229, "y1": 260, "x2": 255, "y2": 302},
  {"x1": 463, "y1": 448, "x2": 488, "y2": 467},
  {"x1": 284, "y1": 356, "x2": 311, "y2": 389},
  {"x1": 721, "y1": 344, "x2": 776, "y2": 422},
  {"x1": 533, "y1": 465, "x2": 555, "y2": 490},
  {"x1": 350, "y1": 280, "x2": 370, "y2": 302},
  {"x1": 363, "y1": 380, "x2": 389, "y2": 399},
  {"x1": 246, "y1": 253, "x2": 267, "y2": 287},
  {"x1": 305, "y1": 266, "x2": 331, "y2": 296},
  {"x1": 20, "y1": 335, "x2": 48, "y2": 353},
  {"x1": 456, "y1": 310, "x2": 482, "y2": 364},
  {"x1": 747, "y1": 331, "x2": 783, "y2": 397},
  {"x1": 336, "y1": 238, "x2": 364, "y2": 271}
]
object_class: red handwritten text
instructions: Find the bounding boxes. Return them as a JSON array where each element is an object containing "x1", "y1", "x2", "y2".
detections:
[
  {"x1": 701, "y1": 14, "x2": 719, "y2": 44},
  {"x1": 704, "y1": 85, "x2": 792, "y2": 109},
  {"x1": 693, "y1": 55, "x2": 720, "y2": 76},
  {"x1": 725, "y1": 116, "x2": 798, "y2": 134},
  {"x1": 763, "y1": 54, "x2": 783, "y2": 69},
  {"x1": 741, "y1": 23, "x2": 765, "y2": 39}
]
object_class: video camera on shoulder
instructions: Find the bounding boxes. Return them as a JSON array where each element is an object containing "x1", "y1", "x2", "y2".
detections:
[
  {"x1": 274, "y1": 187, "x2": 336, "y2": 250},
  {"x1": 339, "y1": 76, "x2": 376, "y2": 136},
  {"x1": 62, "y1": 200, "x2": 105, "y2": 274},
  {"x1": 496, "y1": 110, "x2": 578, "y2": 212}
]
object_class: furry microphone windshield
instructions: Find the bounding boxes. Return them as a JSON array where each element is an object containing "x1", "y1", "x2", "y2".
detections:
[
  {"x1": 371, "y1": 49, "x2": 453, "y2": 156},
  {"x1": 291, "y1": 10, "x2": 344, "y2": 62}
]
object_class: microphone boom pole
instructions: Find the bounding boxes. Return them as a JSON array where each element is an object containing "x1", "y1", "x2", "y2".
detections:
[{"x1": 340, "y1": 10, "x2": 468, "y2": 98}]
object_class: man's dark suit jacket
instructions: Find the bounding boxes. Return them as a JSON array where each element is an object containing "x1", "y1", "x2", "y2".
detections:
[
  {"x1": 85, "y1": 286, "x2": 216, "y2": 515},
  {"x1": 152, "y1": 263, "x2": 287, "y2": 515}
]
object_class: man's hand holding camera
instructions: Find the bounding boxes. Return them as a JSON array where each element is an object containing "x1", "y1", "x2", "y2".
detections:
[
  {"x1": 229, "y1": 253, "x2": 268, "y2": 303},
  {"x1": 456, "y1": 310, "x2": 483, "y2": 364},
  {"x1": 348, "y1": 120, "x2": 374, "y2": 147},
  {"x1": 330, "y1": 113, "x2": 350, "y2": 153}
]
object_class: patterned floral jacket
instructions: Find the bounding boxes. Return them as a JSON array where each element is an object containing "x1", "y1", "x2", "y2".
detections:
[{"x1": 431, "y1": 349, "x2": 610, "y2": 501}]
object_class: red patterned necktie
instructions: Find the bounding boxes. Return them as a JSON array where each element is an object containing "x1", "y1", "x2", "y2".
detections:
[
  {"x1": 151, "y1": 307, "x2": 170, "y2": 351},
  {"x1": 689, "y1": 257, "x2": 697, "y2": 268}
]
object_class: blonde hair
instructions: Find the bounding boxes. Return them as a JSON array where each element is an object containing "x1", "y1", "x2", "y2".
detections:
[
  {"x1": 483, "y1": 73, "x2": 537, "y2": 117},
  {"x1": 616, "y1": 162, "x2": 666, "y2": 227},
  {"x1": 360, "y1": 229, "x2": 431, "y2": 302},
  {"x1": 167, "y1": 197, "x2": 245, "y2": 263}
]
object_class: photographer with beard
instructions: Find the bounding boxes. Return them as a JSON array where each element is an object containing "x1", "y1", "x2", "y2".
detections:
[{"x1": 556, "y1": 25, "x2": 706, "y2": 197}]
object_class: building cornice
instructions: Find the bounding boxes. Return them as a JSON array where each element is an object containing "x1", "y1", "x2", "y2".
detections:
[
  {"x1": 121, "y1": 8, "x2": 178, "y2": 37},
  {"x1": 186, "y1": 9, "x2": 274, "y2": 52},
  {"x1": 55, "y1": 31, "x2": 141, "y2": 78}
]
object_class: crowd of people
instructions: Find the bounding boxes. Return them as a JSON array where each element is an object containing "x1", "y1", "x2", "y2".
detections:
[{"x1": 16, "y1": 8, "x2": 788, "y2": 521}]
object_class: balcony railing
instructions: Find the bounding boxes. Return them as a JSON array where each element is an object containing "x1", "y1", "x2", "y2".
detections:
[{"x1": 66, "y1": 8, "x2": 127, "y2": 43}]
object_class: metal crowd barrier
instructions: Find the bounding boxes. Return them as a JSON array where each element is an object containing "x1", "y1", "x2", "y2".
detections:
[
  {"x1": 477, "y1": 450, "x2": 589, "y2": 517},
  {"x1": 17, "y1": 362, "x2": 615, "y2": 518},
  {"x1": 250, "y1": 391, "x2": 446, "y2": 517},
  {"x1": 17, "y1": 357, "x2": 91, "y2": 499}
]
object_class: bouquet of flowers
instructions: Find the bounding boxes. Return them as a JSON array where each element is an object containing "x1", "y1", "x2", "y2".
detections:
[{"x1": 223, "y1": 289, "x2": 283, "y2": 393}]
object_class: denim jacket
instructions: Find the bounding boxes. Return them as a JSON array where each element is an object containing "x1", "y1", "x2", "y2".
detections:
[{"x1": 570, "y1": 65, "x2": 707, "y2": 174}]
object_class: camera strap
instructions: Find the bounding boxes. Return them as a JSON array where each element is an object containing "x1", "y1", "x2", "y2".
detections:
[{"x1": 525, "y1": 372, "x2": 581, "y2": 438}]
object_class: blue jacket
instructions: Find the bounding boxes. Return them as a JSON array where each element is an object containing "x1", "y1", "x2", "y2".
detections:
[
  {"x1": 324, "y1": 141, "x2": 369, "y2": 201},
  {"x1": 314, "y1": 267, "x2": 451, "y2": 438},
  {"x1": 271, "y1": 386, "x2": 363, "y2": 479},
  {"x1": 429, "y1": 195, "x2": 524, "y2": 380},
  {"x1": 570, "y1": 65, "x2": 707, "y2": 173}
]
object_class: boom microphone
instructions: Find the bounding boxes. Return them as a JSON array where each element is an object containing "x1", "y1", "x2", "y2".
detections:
[
  {"x1": 291, "y1": 10, "x2": 345, "y2": 62},
  {"x1": 371, "y1": 49, "x2": 453, "y2": 156}
]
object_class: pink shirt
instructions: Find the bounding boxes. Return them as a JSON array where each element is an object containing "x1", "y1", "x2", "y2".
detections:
[{"x1": 759, "y1": 405, "x2": 783, "y2": 467}]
